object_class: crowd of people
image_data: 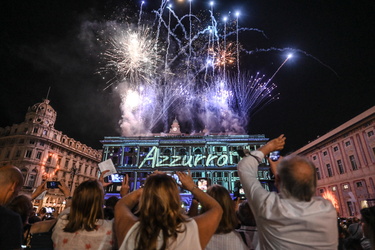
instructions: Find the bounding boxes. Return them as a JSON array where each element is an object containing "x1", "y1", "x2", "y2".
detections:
[{"x1": 0, "y1": 135, "x2": 374, "y2": 249}]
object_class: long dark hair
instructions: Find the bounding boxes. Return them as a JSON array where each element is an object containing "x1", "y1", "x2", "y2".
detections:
[
  {"x1": 63, "y1": 180, "x2": 104, "y2": 232},
  {"x1": 134, "y1": 174, "x2": 187, "y2": 250}
]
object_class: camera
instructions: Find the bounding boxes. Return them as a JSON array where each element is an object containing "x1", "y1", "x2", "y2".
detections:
[
  {"x1": 47, "y1": 181, "x2": 61, "y2": 189},
  {"x1": 269, "y1": 151, "x2": 280, "y2": 161}
]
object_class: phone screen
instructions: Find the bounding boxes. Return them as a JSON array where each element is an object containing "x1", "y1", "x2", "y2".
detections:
[
  {"x1": 109, "y1": 174, "x2": 124, "y2": 183},
  {"x1": 197, "y1": 178, "x2": 208, "y2": 192},
  {"x1": 269, "y1": 151, "x2": 280, "y2": 161},
  {"x1": 47, "y1": 181, "x2": 60, "y2": 189}
]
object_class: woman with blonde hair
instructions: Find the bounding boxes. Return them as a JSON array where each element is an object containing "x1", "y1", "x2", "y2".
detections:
[
  {"x1": 115, "y1": 171, "x2": 223, "y2": 250},
  {"x1": 204, "y1": 185, "x2": 248, "y2": 250},
  {"x1": 51, "y1": 179, "x2": 114, "y2": 249}
]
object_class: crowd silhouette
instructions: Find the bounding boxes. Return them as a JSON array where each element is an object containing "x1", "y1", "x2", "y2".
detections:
[{"x1": 0, "y1": 136, "x2": 374, "y2": 249}]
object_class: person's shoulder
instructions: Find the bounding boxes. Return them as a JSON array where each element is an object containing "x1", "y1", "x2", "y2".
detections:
[{"x1": 0, "y1": 205, "x2": 21, "y2": 219}]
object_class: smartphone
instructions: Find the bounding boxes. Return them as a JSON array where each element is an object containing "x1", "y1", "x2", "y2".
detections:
[
  {"x1": 168, "y1": 173, "x2": 181, "y2": 185},
  {"x1": 47, "y1": 181, "x2": 61, "y2": 189},
  {"x1": 239, "y1": 187, "x2": 246, "y2": 200},
  {"x1": 269, "y1": 151, "x2": 280, "y2": 161},
  {"x1": 197, "y1": 178, "x2": 208, "y2": 192},
  {"x1": 109, "y1": 174, "x2": 124, "y2": 183}
]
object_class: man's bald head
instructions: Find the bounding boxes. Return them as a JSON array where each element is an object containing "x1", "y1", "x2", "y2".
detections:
[
  {"x1": 0, "y1": 166, "x2": 24, "y2": 205},
  {"x1": 277, "y1": 156, "x2": 317, "y2": 201}
]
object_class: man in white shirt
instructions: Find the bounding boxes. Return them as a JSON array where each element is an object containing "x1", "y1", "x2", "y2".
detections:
[{"x1": 237, "y1": 135, "x2": 338, "y2": 249}]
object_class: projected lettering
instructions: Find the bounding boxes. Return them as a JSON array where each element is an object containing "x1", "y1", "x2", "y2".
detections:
[{"x1": 138, "y1": 146, "x2": 233, "y2": 169}]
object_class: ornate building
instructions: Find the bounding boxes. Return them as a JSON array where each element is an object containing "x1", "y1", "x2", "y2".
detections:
[
  {"x1": 294, "y1": 106, "x2": 375, "y2": 218},
  {"x1": 101, "y1": 120, "x2": 275, "y2": 208},
  {"x1": 0, "y1": 99, "x2": 102, "y2": 212}
]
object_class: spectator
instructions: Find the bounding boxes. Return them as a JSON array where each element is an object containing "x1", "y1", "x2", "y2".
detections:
[
  {"x1": 203, "y1": 184, "x2": 248, "y2": 250},
  {"x1": 29, "y1": 207, "x2": 42, "y2": 224},
  {"x1": 237, "y1": 135, "x2": 338, "y2": 249},
  {"x1": 361, "y1": 206, "x2": 375, "y2": 250},
  {"x1": 236, "y1": 200, "x2": 259, "y2": 250},
  {"x1": 51, "y1": 179, "x2": 114, "y2": 249},
  {"x1": 7, "y1": 194, "x2": 33, "y2": 227},
  {"x1": 0, "y1": 165, "x2": 24, "y2": 249},
  {"x1": 38, "y1": 207, "x2": 49, "y2": 221},
  {"x1": 115, "y1": 171, "x2": 223, "y2": 250},
  {"x1": 104, "y1": 196, "x2": 119, "y2": 220}
]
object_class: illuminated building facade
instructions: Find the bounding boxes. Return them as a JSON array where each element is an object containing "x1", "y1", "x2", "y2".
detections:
[
  {"x1": 294, "y1": 106, "x2": 375, "y2": 218},
  {"x1": 101, "y1": 119, "x2": 275, "y2": 205},
  {"x1": 0, "y1": 99, "x2": 102, "y2": 212}
]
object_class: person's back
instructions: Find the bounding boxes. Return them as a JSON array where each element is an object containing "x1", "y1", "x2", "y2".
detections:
[
  {"x1": 0, "y1": 166, "x2": 24, "y2": 249},
  {"x1": 255, "y1": 193, "x2": 337, "y2": 249},
  {"x1": 204, "y1": 185, "x2": 248, "y2": 250},
  {"x1": 237, "y1": 135, "x2": 338, "y2": 249},
  {"x1": 115, "y1": 172, "x2": 223, "y2": 250},
  {"x1": 206, "y1": 230, "x2": 248, "y2": 250},
  {"x1": 52, "y1": 214, "x2": 113, "y2": 249},
  {"x1": 51, "y1": 180, "x2": 114, "y2": 250}
]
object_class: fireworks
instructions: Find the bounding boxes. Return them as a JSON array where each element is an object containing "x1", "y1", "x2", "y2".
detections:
[{"x1": 99, "y1": 1, "x2": 292, "y2": 135}]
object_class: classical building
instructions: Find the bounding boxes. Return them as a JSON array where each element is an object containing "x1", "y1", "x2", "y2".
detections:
[
  {"x1": 294, "y1": 106, "x2": 375, "y2": 218},
  {"x1": 0, "y1": 99, "x2": 102, "y2": 213},
  {"x1": 101, "y1": 119, "x2": 275, "y2": 208}
]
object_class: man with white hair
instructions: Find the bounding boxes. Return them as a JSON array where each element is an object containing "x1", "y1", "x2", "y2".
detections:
[
  {"x1": 0, "y1": 165, "x2": 24, "y2": 249},
  {"x1": 237, "y1": 135, "x2": 338, "y2": 249}
]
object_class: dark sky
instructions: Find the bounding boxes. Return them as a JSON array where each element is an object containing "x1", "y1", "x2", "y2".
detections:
[{"x1": 1, "y1": 0, "x2": 374, "y2": 153}]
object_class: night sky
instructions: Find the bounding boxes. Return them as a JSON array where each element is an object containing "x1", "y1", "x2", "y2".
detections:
[{"x1": 1, "y1": 0, "x2": 374, "y2": 153}]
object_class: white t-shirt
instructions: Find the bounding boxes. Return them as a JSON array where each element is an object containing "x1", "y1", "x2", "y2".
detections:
[
  {"x1": 120, "y1": 218, "x2": 201, "y2": 250},
  {"x1": 205, "y1": 230, "x2": 249, "y2": 250}
]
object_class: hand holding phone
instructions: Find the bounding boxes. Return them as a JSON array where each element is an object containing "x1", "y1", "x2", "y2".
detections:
[{"x1": 47, "y1": 181, "x2": 61, "y2": 189}]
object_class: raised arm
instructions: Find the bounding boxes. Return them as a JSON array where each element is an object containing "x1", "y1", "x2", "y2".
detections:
[
  {"x1": 114, "y1": 184, "x2": 142, "y2": 247},
  {"x1": 237, "y1": 135, "x2": 286, "y2": 213},
  {"x1": 177, "y1": 171, "x2": 223, "y2": 249}
]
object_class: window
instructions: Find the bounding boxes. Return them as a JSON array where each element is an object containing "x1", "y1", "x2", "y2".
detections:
[
  {"x1": 5, "y1": 151, "x2": 10, "y2": 159},
  {"x1": 323, "y1": 151, "x2": 328, "y2": 156},
  {"x1": 337, "y1": 160, "x2": 345, "y2": 174},
  {"x1": 15, "y1": 150, "x2": 21, "y2": 158},
  {"x1": 343, "y1": 184, "x2": 349, "y2": 190},
  {"x1": 332, "y1": 186, "x2": 337, "y2": 191},
  {"x1": 333, "y1": 146, "x2": 338, "y2": 152},
  {"x1": 326, "y1": 164, "x2": 333, "y2": 177},
  {"x1": 54, "y1": 134, "x2": 57, "y2": 139},
  {"x1": 316, "y1": 168, "x2": 321, "y2": 180},
  {"x1": 368, "y1": 131, "x2": 374, "y2": 137},
  {"x1": 29, "y1": 140, "x2": 35, "y2": 145},
  {"x1": 33, "y1": 128, "x2": 38, "y2": 133},
  {"x1": 313, "y1": 156, "x2": 317, "y2": 160},
  {"x1": 19, "y1": 139, "x2": 24, "y2": 144},
  {"x1": 356, "y1": 182, "x2": 363, "y2": 188},
  {"x1": 47, "y1": 155, "x2": 52, "y2": 163},
  {"x1": 40, "y1": 141, "x2": 45, "y2": 146},
  {"x1": 345, "y1": 141, "x2": 351, "y2": 147},
  {"x1": 349, "y1": 155, "x2": 358, "y2": 170},
  {"x1": 36, "y1": 152, "x2": 42, "y2": 159},
  {"x1": 25, "y1": 150, "x2": 32, "y2": 158},
  {"x1": 320, "y1": 189, "x2": 324, "y2": 193},
  {"x1": 43, "y1": 130, "x2": 48, "y2": 136}
]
